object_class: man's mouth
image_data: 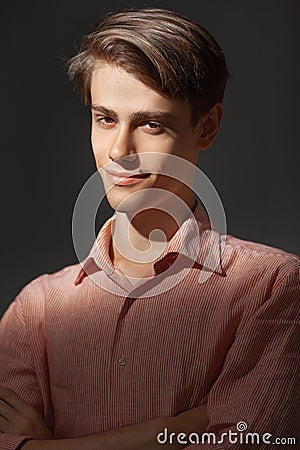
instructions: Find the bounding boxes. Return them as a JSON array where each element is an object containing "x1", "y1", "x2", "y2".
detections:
[{"x1": 105, "y1": 171, "x2": 151, "y2": 185}]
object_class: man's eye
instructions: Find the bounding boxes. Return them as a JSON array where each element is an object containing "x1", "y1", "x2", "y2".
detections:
[
  {"x1": 95, "y1": 116, "x2": 115, "y2": 126},
  {"x1": 143, "y1": 122, "x2": 164, "y2": 134}
]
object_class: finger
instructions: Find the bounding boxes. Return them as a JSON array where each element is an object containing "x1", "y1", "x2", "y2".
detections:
[
  {"x1": 0, "y1": 387, "x2": 32, "y2": 415},
  {"x1": 0, "y1": 399, "x2": 17, "y2": 421},
  {"x1": 0, "y1": 412, "x2": 32, "y2": 435},
  {"x1": 0, "y1": 415, "x2": 10, "y2": 433}
]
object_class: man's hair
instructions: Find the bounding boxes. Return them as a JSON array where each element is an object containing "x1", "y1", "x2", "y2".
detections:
[{"x1": 68, "y1": 8, "x2": 230, "y2": 124}]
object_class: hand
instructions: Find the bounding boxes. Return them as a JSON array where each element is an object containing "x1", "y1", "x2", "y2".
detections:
[
  {"x1": 0, "y1": 387, "x2": 53, "y2": 439},
  {"x1": 175, "y1": 404, "x2": 208, "y2": 435}
]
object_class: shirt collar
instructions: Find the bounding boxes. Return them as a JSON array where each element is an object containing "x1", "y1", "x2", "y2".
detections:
[{"x1": 74, "y1": 200, "x2": 226, "y2": 286}]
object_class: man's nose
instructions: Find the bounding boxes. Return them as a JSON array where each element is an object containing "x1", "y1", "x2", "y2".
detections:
[{"x1": 109, "y1": 126, "x2": 135, "y2": 162}]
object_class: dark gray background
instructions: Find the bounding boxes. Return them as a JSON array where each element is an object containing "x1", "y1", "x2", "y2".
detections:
[{"x1": 1, "y1": 0, "x2": 299, "y2": 316}]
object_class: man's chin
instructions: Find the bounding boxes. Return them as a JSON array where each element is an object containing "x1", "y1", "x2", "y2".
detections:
[
  {"x1": 107, "y1": 189, "x2": 163, "y2": 216},
  {"x1": 105, "y1": 180, "x2": 179, "y2": 215},
  {"x1": 106, "y1": 192, "x2": 149, "y2": 215}
]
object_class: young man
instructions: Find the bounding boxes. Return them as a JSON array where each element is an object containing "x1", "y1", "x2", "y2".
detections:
[{"x1": 0, "y1": 8, "x2": 299, "y2": 450}]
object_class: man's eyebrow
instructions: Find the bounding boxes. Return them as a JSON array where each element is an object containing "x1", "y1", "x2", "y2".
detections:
[
  {"x1": 130, "y1": 110, "x2": 176, "y2": 122},
  {"x1": 91, "y1": 105, "x2": 116, "y2": 117},
  {"x1": 91, "y1": 104, "x2": 176, "y2": 122}
]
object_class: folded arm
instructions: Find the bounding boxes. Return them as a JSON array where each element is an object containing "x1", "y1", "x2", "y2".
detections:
[{"x1": 0, "y1": 387, "x2": 207, "y2": 450}]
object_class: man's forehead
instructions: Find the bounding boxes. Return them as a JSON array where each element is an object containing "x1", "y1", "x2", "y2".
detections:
[{"x1": 90, "y1": 63, "x2": 178, "y2": 106}]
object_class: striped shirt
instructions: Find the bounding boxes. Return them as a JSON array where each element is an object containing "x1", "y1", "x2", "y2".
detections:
[{"x1": 0, "y1": 201, "x2": 299, "y2": 449}]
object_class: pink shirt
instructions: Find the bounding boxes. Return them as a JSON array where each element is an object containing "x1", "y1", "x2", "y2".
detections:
[{"x1": 1, "y1": 201, "x2": 299, "y2": 449}]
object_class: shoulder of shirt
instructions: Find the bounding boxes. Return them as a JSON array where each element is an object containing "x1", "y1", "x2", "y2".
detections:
[
  {"x1": 223, "y1": 233, "x2": 300, "y2": 274},
  {"x1": 3, "y1": 263, "x2": 81, "y2": 326},
  {"x1": 15, "y1": 262, "x2": 82, "y2": 301}
]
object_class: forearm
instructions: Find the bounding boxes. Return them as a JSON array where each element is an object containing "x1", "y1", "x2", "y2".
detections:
[
  {"x1": 21, "y1": 417, "x2": 180, "y2": 450},
  {"x1": 22, "y1": 407, "x2": 208, "y2": 450}
]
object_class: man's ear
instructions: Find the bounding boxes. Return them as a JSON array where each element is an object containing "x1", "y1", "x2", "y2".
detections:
[{"x1": 196, "y1": 103, "x2": 223, "y2": 150}]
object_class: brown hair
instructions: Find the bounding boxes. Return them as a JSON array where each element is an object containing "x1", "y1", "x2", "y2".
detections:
[{"x1": 68, "y1": 8, "x2": 230, "y2": 124}]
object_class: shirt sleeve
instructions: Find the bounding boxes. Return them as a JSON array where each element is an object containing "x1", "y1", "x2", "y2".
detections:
[
  {"x1": 0, "y1": 280, "x2": 51, "y2": 450},
  {"x1": 186, "y1": 263, "x2": 300, "y2": 450}
]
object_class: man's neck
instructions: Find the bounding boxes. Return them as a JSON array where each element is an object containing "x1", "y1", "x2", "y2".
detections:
[{"x1": 110, "y1": 196, "x2": 197, "y2": 271}]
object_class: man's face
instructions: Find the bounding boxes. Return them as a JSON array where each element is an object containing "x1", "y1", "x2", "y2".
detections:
[{"x1": 90, "y1": 63, "x2": 202, "y2": 211}]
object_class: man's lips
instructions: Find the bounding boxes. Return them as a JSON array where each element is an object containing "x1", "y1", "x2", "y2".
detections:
[{"x1": 105, "y1": 171, "x2": 151, "y2": 185}]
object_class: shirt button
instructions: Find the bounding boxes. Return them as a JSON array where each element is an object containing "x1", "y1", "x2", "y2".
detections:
[{"x1": 118, "y1": 356, "x2": 126, "y2": 367}]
